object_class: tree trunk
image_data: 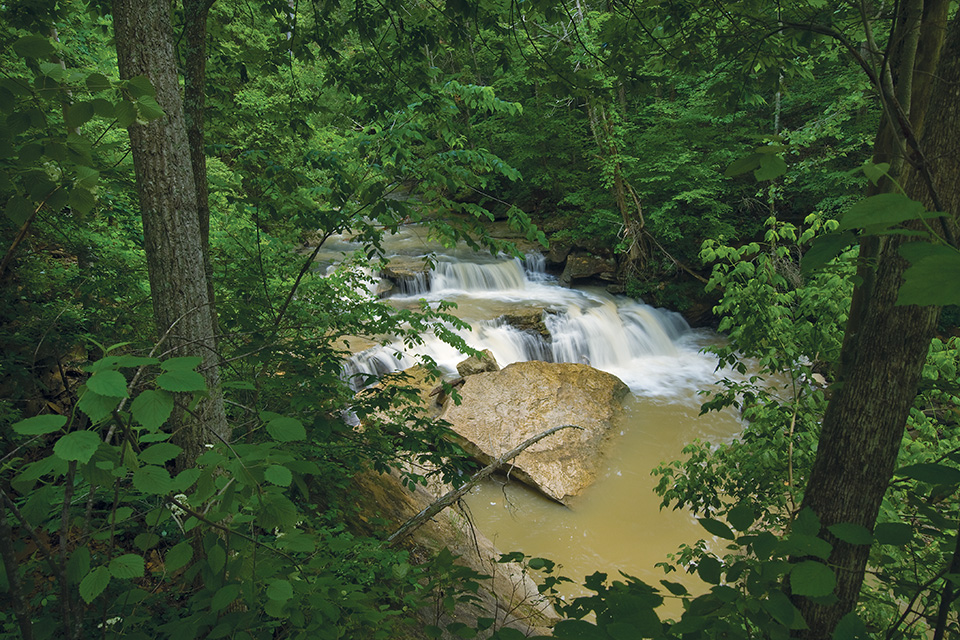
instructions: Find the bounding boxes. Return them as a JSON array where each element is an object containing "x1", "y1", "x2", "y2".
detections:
[
  {"x1": 112, "y1": 0, "x2": 230, "y2": 465},
  {"x1": 182, "y1": 0, "x2": 218, "y2": 342},
  {"x1": 793, "y1": 6, "x2": 959, "y2": 638}
]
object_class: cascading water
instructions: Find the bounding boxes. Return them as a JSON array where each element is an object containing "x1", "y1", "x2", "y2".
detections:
[{"x1": 325, "y1": 226, "x2": 740, "y2": 605}]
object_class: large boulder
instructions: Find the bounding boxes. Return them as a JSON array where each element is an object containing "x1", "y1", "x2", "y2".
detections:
[
  {"x1": 559, "y1": 253, "x2": 618, "y2": 285},
  {"x1": 439, "y1": 361, "x2": 629, "y2": 503}
]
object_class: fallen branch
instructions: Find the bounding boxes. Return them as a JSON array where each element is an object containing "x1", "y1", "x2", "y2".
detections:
[{"x1": 385, "y1": 424, "x2": 581, "y2": 547}]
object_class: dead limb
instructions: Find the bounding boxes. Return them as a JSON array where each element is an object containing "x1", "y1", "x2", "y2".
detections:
[{"x1": 385, "y1": 424, "x2": 581, "y2": 547}]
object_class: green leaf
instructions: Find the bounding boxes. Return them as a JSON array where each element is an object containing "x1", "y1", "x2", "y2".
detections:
[
  {"x1": 265, "y1": 416, "x2": 306, "y2": 442},
  {"x1": 66, "y1": 546, "x2": 91, "y2": 585},
  {"x1": 801, "y1": 232, "x2": 856, "y2": 275},
  {"x1": 838, "y1": 194, "x2": 930, "y2": 232},
  {"x1": 13, "y1": 35, "x2": 55, "y2": 59},
  {"x1": 109, "y1": 553, "x2": 145, "y2": 579},
  {"x1": 762, "y1": 590, "x2": 806, "y2": 630},
  {"x1": 164, "y1": 541, "x2": 193, "y2": 573},
  {"x1": 132, "y1": 465, "x2": 173, "y2": 495},
  {"x1": 779, "y1": 533, "x2": 832, "y2": 560},
  {"x1": 78, "y1": 388, "x2": 119, "y2": 423},
  {"x1": 87, "y1": 370, "x2": 129, "y2": 398},
  {"x1": 827, "y1": 523, "x2": 873, "y2": 545},
  {"x1": 75, "y1": 165, "x2": 99, "y2": 190},
  {"x1": 79, "y1": 566, "x2": 110, "y2": 604},
  {"x1": 790, "y1": 561, "x2": 836, "y2": 597},
  {"x1": 115, "y1": 100, "x2": 137, "y2": 127},
  {"x1": 161, "y1": 356, "x2": 204, "y2": 371},
  {"x1": 793, "y1": 508, "x2": 821, "y2": 537},
  {"x1": 724, "y1": 152, "x2": 762, "y2": 177},
  {"x1": 895, "y1": 462, "x2": 960, "y2": 485},
  {"x1": 13, "y1": 414, "x2": 67, "y2": 435},
  {"x1": 131, "y1": 389, "x2": 174, "y2": 430},
  {"x1": 156, "y1": 369, "x2": 206, "y2": 392},
  {"x1": 896, "y1": 243, "x2": 960, "y2": 306},
  {"x1": 134, "y1": 532, "x2": 160, "y2": 551},
  {"x1": 136, "y1": 95, "x2": 164, "y2": 121},
  {"x1": 5, "y1": 195, "x2": 33, "y2": 226},
  {"x1": 256, "y1": 493, "x2": 299, "y2": 529},
  {"x1": 832, "y1": 612, "x2": 870, "y2": 640},
  {"x1": 86, "y1": 73, "x2": 112, "y2": 92},
  {"x1": 696, "y1": 556, "x2": 722, "y2": 584},
  {"x1": 69, "y1": 185, "x2": 97, "y2": 215},
  {"x1": 65, "y1": 102, "x2": 95, "y2": 129},
  {"x1": 211, "y1": 584, "x2": 241, "y2": 612},
  {"x1": 264, "y1": 464, "x2": 293, "y2": 487},
  {"x1": 266, "y1": 579, "x2": 294, "y2": 602},
  {"x1": 727, "y1": 503, "x2": 756, "y2": 532},
  {"x1": 874, "y1": 522, "x2": 913, "y2": 546},
  {"x1": 54, "y1": 431, "x2": 102, "y2": 464},
  {"x1": 698, "y1": 517, "x2": 736, "y2": 540},
  {"x1": 139, "y1": 443, "x2": 182, "y2": 465},
  {"x1": 207, "y1": 544, "x2": 226, "y2": 574},
  {"x1": 659, "y1": 580, "x2": 688, "y2": 596},
  {"x1": 126, "y1": 75, "x2": 156, "y2": 98},
  {"x1": 861, "y1": 160, "x2": 890, "y2": 186},
  {"x1": 754, "y1": 154, "x2": 786, "y2": 181}
]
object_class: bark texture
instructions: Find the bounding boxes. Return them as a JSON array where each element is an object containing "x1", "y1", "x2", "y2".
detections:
[
  {"x1": 794, "y1": 6, "x2": 960, "y2": 638},
  {"x1": 112, "y1": 0, "x2": 229, "y2": 463}
]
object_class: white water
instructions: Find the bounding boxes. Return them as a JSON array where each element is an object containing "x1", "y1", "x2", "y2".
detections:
[{"x1": 323, "y1": 226, "x2": 740, "y2": 602}]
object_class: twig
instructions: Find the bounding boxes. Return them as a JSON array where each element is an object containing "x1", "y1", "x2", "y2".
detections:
[{"x1": 385, "y1": 424, "x2": 581, "y2": 546}]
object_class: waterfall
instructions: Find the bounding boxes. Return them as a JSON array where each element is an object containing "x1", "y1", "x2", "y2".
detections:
[{"x1": 342, "y1": 250, "x2": 719, "y2": 395}]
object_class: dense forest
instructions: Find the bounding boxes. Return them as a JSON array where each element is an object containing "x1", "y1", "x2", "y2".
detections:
[{"x1": 2, "y1": 0, "x2": 960, "y2": 638}]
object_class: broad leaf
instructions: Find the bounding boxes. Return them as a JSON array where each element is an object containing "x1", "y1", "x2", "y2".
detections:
[
  {"x1": 698, "y1": 517, "x2": 736, "y2": 540},
  {"x1": 895, "y1": 462, "x2": 960, "y2": 486},
  {"x1": 827, "y1": 523, "x2": 873, "y2": 545},
  {"x1": 54, "y1": 431, "x2": 102, "y2": 464},
  {"x1": 139, "y1": 443, "x2": 182, "y2": 465},
  {"x1": 13, "y1": 414, "x2": 67, "y2": 435},
  {"x1": 87, "y1": 370, "x2": 129, "y2": 398},
  {"x1": 211, "y1": 584, "x2": 241, "y2": 612},
  {"x1": 109, "y1": 553, "x2": 145, "y2": 579},
  {"x1": 156, "y1": 369, "x2": 206, "y2": 392},
  {"x1": 164, "y1": 541, "x2": 193, "y2": 573},
  {"x1": 132, "y1": 465, "x2": 173, "y2": 495},
  {"x1": 790, "y1": 561, "x2": 836, "y2": 597},
  {"x1": 838, "y1": 193, "x2": 931, "y2": 232},
  {"x1": 264, "y1": 464, "x2": 293, "y2": 487},
  {"x1": 266, "y1": 579, "x2": 294, "y2": 602},
  {"x1": 161, "y1": 356, "x2": 203, "y2": 371},
  {"x1": 874, "y1": 522, "x2": 913, "y2": 546},
  {"x1": 79, "y1": 566, "x2": 110, "y2": 604},
  {"x1": 13, "y1": 35, "x2": 55, "y2": 59},
  {"x1": 265, "y1": 416, "x2": 306, "y2": 442},
  {"x1": 896, "y1": 243, "x2": 960, "y2": 306},
  {"x1": 131, "y1": 389, "x2": 174, "y2": 430}
]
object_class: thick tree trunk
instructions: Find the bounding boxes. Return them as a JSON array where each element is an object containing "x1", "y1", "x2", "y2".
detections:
[
  {"x1": 112, "y1": 0, "x2": 230, "y2": 464},
  {"x1": 794, "y1": 7, "x2": 960, "y2": 638}
]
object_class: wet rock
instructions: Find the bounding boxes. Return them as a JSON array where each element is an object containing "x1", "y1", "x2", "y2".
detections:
[
  {"x1": 497, "y1": 308, "x2": 552, "y2": 338},
  {"x1": 559, "y1": 253, "x2": 618, "y2": 286},
  {"x1": 456, "y1": 349, "x2": 500, "y2": 377},
  {"x1": 439, "y1": 361, "x2": 629, "y2": 503},
  {"x1": 545, "y1": 239, "x2": 573, "y2": 266},
  {"x1": 380, "y1": 256, "x2": 430, "y2": 293}
]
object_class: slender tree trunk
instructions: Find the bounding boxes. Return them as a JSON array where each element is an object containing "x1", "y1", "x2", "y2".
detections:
[
  {"x1": 183, "y1": 0, "x2": 218, "y2": 343},
  {"x1": 112, "y1": 0, "x2": 230, "y2": 465},
  {"x1": 793, "y1": 6, "x2": 959, "y2": 638}
]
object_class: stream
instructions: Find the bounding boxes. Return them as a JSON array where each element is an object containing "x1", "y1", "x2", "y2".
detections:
[{"x1": 321, "y1": 226, "x2": 742, "y2": 601}]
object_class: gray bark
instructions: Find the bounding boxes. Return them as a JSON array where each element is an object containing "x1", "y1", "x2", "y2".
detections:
[{"x1": 112, "y1": 0, "x2": 229, "y2": 464}]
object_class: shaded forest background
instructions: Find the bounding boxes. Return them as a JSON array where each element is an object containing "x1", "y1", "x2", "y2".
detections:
[{"x1": 2, "y1": 0, "x2": 960, "y2": 638}]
